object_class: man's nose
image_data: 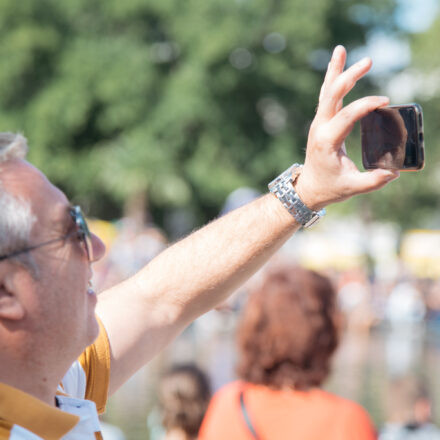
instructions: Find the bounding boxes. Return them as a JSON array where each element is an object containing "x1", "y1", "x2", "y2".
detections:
[{"x1": 90, "y1": 233, "x2": 106, "y2": 262}]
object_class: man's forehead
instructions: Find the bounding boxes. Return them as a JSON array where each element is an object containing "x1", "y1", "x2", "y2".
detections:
[{"x1": 0, "y1": 159, "x2": 70, "y2": 225}]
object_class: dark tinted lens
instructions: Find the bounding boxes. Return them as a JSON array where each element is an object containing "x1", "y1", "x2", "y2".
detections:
[{"x1": 71, "y1": 206, "x2": 92, "y2": 261}]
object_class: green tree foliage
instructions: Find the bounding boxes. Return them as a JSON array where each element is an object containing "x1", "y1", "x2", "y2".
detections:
[
  {"x1": 404, "y1": 17, "x2": 440, "y2": 228},
  {"x1": 0, "y1": 0, "x2": 398, "y2": 232}
]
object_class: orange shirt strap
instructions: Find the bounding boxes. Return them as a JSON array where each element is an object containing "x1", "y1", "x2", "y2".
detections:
[
  {"x1": 0, "y1": 383, "x2": 79, "y2": 439},
  {"x1": 0, "y1": 420, "x2": 12, "y2": 440},
  {"x1": 78, "y1": 317, "x2": 111, "y2": 414}
]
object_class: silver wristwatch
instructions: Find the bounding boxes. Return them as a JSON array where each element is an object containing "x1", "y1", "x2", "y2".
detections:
[{"x1": 268, "y1": 164, "x2": 325, "y2": 228}]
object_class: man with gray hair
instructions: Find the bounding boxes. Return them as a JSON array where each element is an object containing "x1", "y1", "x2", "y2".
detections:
[{"x1": 0, "y1": 46, "x2": 398, "y2": 438}]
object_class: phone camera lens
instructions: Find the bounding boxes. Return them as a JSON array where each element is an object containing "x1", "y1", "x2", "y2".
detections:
[
  {"x1": 419, "y1": 114, "x2": 423, "y2": 126},
  {"x1": 419, "y1": 132, "x2": 424, "y2": 142}
]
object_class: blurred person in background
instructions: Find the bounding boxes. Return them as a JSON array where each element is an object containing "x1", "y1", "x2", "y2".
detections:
[
  {"x1": 149, "y1": 364, "x2": 211, "y2": 440},
  {"x1": 384, "y1": 279, "x2": 426, "y2": 376},
  {"x1": 379, "y1": 376, "x2": 440, "y2": 440},
  {"x1": 93, "y1": 218, "x2": 167, "y2": 292},
  {"x1": 424, "y1": 280, "x2": 440, "y2": 328},
  {"x1": 0, "y1": 46, "x2": 399, "y2": 438},
  {"x1": 385, "y1": 280, "x2": 425, "y2": 327},
  {"x1": 337, "y1": 267, "x2": 375, "y2": 334},
  {"x1": 199, "y1": 265, "x2": 377, "y2": 440},
  {"x1": 99, "y1": 419, "x2": 126, "y2": 440}
]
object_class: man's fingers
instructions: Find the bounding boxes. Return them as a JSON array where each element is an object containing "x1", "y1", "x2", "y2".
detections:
[
  {"x1": 328, "y1": 95, "x2": 390, "y2": 146},
  {"x1": 318, "y1": 56, "x2": 372, "y2": 120},
  {"x1": 333, "y1": 57, "x2": 372, "y2": 100},
  {"x1": 319, "y1": 45, "x2": 346, "y2": 104},
  {"x1": 347, "y1": 168, "x2": 400, "y2": 195}
]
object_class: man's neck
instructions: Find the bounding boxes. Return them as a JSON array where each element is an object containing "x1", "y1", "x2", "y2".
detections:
[
  {"x1": 0, "y1": 357, "x2": 65, "y2": 406},
  {"x1": 0, "y1": 378, "x2": 59, "y2": 406}
]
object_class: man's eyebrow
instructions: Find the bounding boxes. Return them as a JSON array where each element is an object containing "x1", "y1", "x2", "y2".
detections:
[{"x1": 50, "y1": 204, "x2": 74, "y2": 230}]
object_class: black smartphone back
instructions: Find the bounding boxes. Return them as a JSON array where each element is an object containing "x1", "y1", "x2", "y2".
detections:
[{"x1": 361, "y1": 104, "x2": 424, "y2": 171}]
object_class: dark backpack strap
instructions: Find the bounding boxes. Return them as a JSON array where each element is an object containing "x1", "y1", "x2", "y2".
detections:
[{"x1": 239, "y1": 390, "x2": 261, "y2": 440}]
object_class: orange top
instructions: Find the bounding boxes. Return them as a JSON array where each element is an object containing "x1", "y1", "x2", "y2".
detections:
[{"x1": 199, "y1": 381, "x2": 377, "y2": 440}]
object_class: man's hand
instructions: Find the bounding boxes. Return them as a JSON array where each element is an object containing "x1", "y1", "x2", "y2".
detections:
[{"x1": 295, "y1": 45, "x2": 400, "y2": 211}]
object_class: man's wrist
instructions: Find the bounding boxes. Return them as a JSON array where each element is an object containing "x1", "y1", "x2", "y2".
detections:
[
  {"x1": 293, "y1": 174, "x2": 326, "y2": 212},
  {"x1": 268, "y1": 164, "x2": 325, "y2": 228}
]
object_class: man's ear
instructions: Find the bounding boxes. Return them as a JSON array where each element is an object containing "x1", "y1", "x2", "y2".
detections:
[{"x1": 0, "y1": 273, "x2": 25, "y2": 321}]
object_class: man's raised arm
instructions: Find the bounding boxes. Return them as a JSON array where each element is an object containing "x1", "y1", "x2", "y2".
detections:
[{"x1": 96, "y1": 45, "x2": 399, "y2": 395}]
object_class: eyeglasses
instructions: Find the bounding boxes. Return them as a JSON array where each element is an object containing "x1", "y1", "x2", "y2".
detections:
[{"x1": 0, "y1": 205, "x2": 93, "y2": 262}]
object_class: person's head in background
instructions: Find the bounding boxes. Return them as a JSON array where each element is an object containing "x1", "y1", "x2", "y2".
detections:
[
  {"x1": 159, "y1": 364, "x2": 211, "y2": 440},
  {"x1": 387, "y1": 376, "x2": 432, "y2": 427},
  {"x1": 236, "y1": 264, "x2": 340, "y2": 390}
]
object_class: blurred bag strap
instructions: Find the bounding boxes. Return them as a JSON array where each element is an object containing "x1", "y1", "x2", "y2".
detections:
[{"x1": 239, "y1": 389, "x2": 262, "y2": 440}]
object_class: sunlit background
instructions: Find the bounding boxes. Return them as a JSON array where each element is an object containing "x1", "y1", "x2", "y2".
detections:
[{"x1": 2, "y1": 0, "x2": 440, "y2": 438}]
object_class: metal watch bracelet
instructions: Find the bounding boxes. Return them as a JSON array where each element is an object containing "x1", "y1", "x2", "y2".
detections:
[{"x1": 268, "y1": 164, "x2": 325, "y2": 228}]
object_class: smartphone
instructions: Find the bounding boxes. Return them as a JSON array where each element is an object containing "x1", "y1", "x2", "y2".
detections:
[{"x1": 361, "y1": 104, "x2": 424, "y2": 171}]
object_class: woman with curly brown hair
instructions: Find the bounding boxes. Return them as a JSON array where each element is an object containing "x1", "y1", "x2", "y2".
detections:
[{"x1": 199, "y1": 265, "x2": 376, "y2": 440}]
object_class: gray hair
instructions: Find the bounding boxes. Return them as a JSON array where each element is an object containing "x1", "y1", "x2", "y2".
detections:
[
  {"x1": 0, "y1": 191, "x2": 36, "y2": 256},
  {"x1": 0, "y1": 132, "x2": 28, "y2": 163},
  {"x1": 0, "y1": 133, "x2": 37, "y2": 272}
]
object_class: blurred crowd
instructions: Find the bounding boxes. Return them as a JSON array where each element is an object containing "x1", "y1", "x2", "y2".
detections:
[
  {"x1": 91, "y1": 215, "x2": 440, "y2": 334},
  {"x1": 329, "y1": 266, "x2": 440, "y2": 333},
  {"x1": 89, "y1": 210, "x2": 440, "y2": 439}
]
